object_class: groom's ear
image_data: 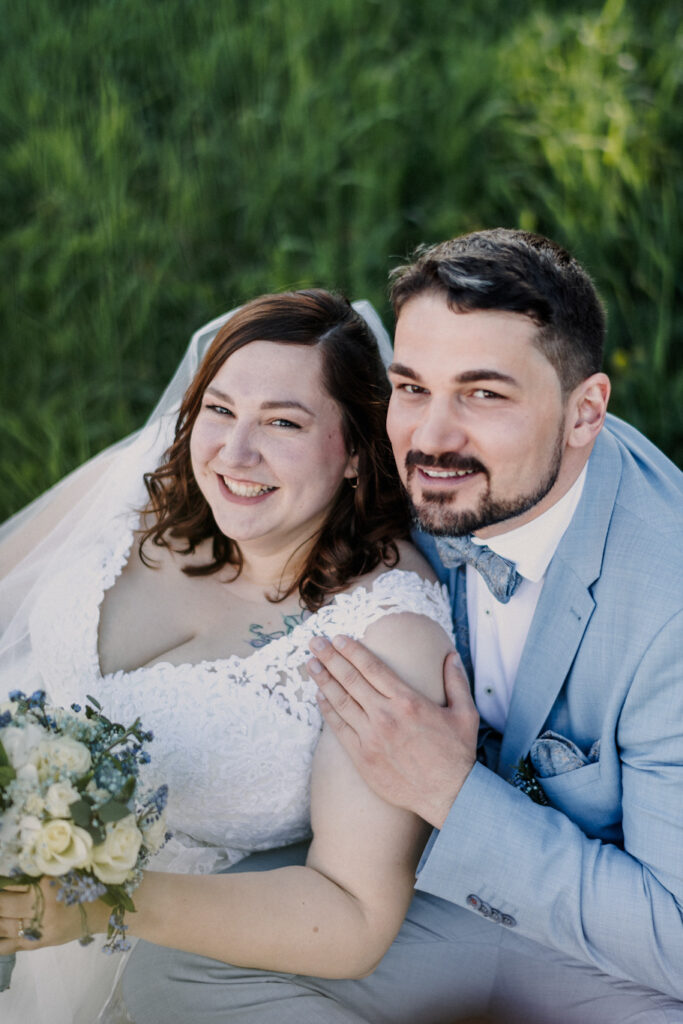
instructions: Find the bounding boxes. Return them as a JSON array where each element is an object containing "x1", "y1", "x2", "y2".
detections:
[{"x1": 565, "y1": 373, "x2": 610, "y2": 449}]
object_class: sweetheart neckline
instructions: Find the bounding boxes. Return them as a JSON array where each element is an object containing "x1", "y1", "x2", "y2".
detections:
[{"x1": 93, "y1": 514, "x2": 445, "y2": 681}]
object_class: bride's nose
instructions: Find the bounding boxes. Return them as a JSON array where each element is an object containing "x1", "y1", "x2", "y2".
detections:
[{"x1": 218, "y1": 421, "x2": 261, "y2": 467}]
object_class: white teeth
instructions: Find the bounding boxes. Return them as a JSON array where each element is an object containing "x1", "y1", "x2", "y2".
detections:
[
  {"x1": 222, "y1": 477, "x2": 275, "y2": 497},
  {"x1": 423, "y1": 469, "x2": 475, "y2": 478}
]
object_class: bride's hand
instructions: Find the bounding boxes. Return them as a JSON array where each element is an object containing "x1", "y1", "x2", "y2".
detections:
[{"x1": 0, "y1": 880, "x2": 109, "y2": 953}]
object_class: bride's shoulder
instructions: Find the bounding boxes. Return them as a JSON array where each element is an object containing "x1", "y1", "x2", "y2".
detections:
[
  {"x1": 333, "y1": 541, "x2": 452, "y2": 706},
  {"x1": 338, "y1": 539, "x2": 452, "y2": 642},
  {"x1": 354, "y1": 538, "x2": 438, "y2": 591}
]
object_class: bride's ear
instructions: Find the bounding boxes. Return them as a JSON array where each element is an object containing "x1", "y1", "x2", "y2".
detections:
[{"x1": 344, "y1": 449, "x2": 359, "y2": 481}]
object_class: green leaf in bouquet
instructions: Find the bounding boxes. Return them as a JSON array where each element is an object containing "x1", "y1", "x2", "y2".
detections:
[
  {"x1": 69, "y1": 798, "x2": 93, "y2": 828},
  {"x1": 100, "y1": 886, "x2": 136, "y2": 913},
  {"x1": 0, "y1": 739, "x2": 16, "y2": 791},
  {"x1": 87, "y1": 821, "x2": 106, "y2": 845},
  {"x1": 0, "y1": 738, "x2": 13, "y2": 768},
  {"x1": 0, "y1": 873, "x2": 34, "y2": 889},
  {"x1": 118, "y1": 775, "x2": 136, "y2": 802},
  {"x1": 98, "y1": 798, "x2": 132, "y2": 823}
]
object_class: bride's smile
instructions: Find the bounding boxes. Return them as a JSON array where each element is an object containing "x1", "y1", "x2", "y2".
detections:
[{"x1": 219, "y1": 475, "x2": 277, "y2": 499}]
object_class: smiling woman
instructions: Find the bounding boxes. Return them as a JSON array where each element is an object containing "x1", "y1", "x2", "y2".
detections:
[
  {"x1": 0, "y1": 289, "x2": 455, "y2": 1024},
  {"x1": 138, "y1": 290, "x2": 409, "y2": 611},
  {"x1": 189, "y1": 342, "x2": 357, "y2": 563}
]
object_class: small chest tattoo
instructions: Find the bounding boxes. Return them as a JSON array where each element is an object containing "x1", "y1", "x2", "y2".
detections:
[{"x1": 247, "y1": 610, "x2": 309, "y2": 649}]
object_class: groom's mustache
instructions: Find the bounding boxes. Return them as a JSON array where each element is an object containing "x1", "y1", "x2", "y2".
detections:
[{"x1": 404, "y1": 450, "x2": 488, "y2": 476}]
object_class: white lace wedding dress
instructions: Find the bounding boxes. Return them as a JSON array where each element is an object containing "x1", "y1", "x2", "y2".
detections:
[{"x1": 3, "y1": 508, "x2": 453, "y2": 1024}]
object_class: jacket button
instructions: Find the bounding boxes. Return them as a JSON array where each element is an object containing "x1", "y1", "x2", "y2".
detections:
[
  {"x1": 466, "y1": 894, "x2": 481, "y2": 910},
  {"x1": 501, "y1": 914, "x2": 517, "y2": 928},
  {"x1": 478, "y1": 901, "x2": 493, "y2": 918}
]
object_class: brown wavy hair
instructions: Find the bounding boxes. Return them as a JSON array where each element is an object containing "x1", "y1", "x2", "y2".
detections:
[{"x1": 139, "y1": 289, "x2": 409, "y2": 611}]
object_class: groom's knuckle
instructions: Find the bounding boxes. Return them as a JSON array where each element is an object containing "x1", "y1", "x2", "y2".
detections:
[
  {"x1": 377, "y1": 707, "x2": 399, "y2": 735},
  {"x1": 399, "y1": 690, "x2": 420, "y2": 716}
]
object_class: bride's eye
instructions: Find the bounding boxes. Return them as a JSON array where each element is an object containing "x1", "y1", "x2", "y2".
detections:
[{"x1": 271, "y1": 418, "x2": 301, "y2": 429}]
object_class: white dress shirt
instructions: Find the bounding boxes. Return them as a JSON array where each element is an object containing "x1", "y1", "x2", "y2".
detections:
[{"x1": 468, "y1": 467, "x2": 587, "y2": 733}]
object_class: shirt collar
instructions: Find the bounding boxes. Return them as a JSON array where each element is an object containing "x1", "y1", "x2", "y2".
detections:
[{"x1": 472, "y1": 466, "x2": 587, "y2": 583}]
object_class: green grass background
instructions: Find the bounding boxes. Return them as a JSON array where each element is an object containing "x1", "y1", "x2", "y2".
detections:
[{"x1": 1, "y1": 0, "x2": 681, "y2": 520}]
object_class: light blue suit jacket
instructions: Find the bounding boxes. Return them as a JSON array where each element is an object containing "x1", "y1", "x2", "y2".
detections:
[{"x1": 413, "y1": 415, "x2": 683, "y2": 998}]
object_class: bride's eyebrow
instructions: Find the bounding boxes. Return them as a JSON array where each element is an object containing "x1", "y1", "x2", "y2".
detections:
[{"x1": 204, "y1": 386, "x2": 314, "y2": 416}]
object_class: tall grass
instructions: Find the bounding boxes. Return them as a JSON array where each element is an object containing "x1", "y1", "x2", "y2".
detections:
[{"x1": 1, "y1": 0, "x2": 681, "y2": 519}]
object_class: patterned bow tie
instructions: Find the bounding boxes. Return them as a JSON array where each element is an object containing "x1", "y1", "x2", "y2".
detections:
[{"x1": 435, "y1": 535, "x2": 522, "y2": 604}]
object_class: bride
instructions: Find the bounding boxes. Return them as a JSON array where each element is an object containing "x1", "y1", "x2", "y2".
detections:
[{"x1": 0, "y1": 289, "x2": 454, "y2": 1023}]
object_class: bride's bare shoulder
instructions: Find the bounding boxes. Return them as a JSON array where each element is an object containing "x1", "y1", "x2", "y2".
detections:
[
  {"x1": 355, "y1": 538, "x2": 437, "y2": 590},
  {"x1": 392, "y1": 539, "x2": 437, "y2": 580}
]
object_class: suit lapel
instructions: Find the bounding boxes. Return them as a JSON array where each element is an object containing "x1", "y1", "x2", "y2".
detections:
[{"x1": 496, "y1": 429, "x2": 623, "y2": 779}]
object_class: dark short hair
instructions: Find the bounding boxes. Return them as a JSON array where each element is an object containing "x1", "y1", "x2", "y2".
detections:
[
  {"x1": 139, "y1": 289, "x2": 408, "y2": 611},
  {"x1": 390, "y1": 228, "x2": 606, "y2": 394}
]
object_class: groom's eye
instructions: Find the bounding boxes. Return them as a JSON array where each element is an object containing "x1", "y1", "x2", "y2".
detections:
[{"x1": 471, "y1": 388, "x2": 503, "y2": 399}]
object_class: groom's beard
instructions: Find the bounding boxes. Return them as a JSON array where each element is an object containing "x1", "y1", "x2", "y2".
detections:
[{"x1": 404, "y1": 428, "x2": 565, "y2": 538}]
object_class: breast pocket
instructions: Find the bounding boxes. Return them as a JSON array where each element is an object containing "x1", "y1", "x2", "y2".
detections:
[{"x1": 540, "y1": 761, "x2": 621, "y2": 839}]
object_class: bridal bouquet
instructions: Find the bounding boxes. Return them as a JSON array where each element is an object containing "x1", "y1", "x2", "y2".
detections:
[{"x1": 0, "y1": 689, "x2": 167, "y2": 991}]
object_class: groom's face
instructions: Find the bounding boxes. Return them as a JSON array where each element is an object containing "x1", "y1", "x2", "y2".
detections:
[{"x1": 386, "y1": 291, "x2": 572, "y2": 539}]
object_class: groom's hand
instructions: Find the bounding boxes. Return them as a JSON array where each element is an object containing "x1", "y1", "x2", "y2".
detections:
[{"x1": 309, "y1": 638, "x2": 479, "y2": 829}]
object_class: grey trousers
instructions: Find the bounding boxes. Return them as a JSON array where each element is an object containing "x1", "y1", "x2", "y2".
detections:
[{"x1": 121, "y1": 843, "x2": 683, "y2": 1024}]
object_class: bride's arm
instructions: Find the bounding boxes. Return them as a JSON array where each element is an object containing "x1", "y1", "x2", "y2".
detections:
[{"x1": 5, "y1": 613, "x2": 452, "y2": 979}]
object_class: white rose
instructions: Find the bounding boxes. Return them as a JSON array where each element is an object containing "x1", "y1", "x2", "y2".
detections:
[
  {"x1": 24, "y1": 792, "x2": 46, "y2": 816},
  {"x1": 90, "y1": 816, "x2": 143, "y2": 885},
  {"x1": 18, "y1": 814, "x2": 42, "y2": 844},
  {"x1": 15, "y1": 814, "x2": 47, "y2": 876},
  {"x1": 31, "y1": 735, "x2": 92, "y2": 780},
  {"x1": 0, "y1": 806, "x2": 24, "y2": 872},
  {"x1": 16, "y1": 762, "x2": 40, "y2": 786},
  {"x1": 2, "y1": 722, "x2": 46, "y2": 770},
  {"x1": 45, "y1": 780, "x2": 80, "y2": 818},
  {"x1": 27, "y1": 818, "x2": 93, "y2": 876}
]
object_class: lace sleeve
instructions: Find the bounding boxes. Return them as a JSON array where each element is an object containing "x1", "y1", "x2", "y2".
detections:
[{"x1": 311, "y1": 569, "x2": 455, "y2": 647}]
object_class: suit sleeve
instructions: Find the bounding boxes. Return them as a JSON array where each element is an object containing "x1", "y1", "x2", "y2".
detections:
[{"x1": 414, "y1": 608, "x2": 683, "y2": 999}]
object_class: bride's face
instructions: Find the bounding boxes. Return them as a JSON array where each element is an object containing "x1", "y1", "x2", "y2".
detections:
[{"x1": 190, "y1": 340, "x2": 358, "y2": 559}]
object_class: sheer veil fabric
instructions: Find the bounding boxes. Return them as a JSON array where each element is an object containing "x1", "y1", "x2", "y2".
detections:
[{"x1": 0, "y1": 299, "x2": 394, "y2": 700}]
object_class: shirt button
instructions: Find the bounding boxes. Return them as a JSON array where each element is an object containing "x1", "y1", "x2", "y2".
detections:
[{"x1": 485, "y1": 687, "x2": 493, "y2": 695}]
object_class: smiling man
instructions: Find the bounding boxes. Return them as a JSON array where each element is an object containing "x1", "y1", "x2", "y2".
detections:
[{"x1": 306, "y1": 230, "x2": 683, "y2": 1022}]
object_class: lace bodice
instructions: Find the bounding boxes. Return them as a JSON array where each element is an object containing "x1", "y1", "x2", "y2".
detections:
[{"x1": 29, "y1": 511, "x2": 454, "y2": 874}]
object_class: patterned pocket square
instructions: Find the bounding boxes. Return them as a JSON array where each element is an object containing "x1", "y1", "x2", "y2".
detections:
[{"x1": 530, "y1": 731, "x2": 600, "y2": 779}]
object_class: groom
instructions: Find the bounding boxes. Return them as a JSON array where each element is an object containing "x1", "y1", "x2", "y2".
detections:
[{"x1": 124, "y1": 230, "x2": 683, "y2": 1022}]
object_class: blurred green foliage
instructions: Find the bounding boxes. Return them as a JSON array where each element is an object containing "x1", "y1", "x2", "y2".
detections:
[{"x1": 1, "y1": 0, "x2": 681, "y2": 519}]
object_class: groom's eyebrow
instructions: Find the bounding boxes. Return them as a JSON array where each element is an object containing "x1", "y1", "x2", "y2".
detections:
[
  {"x1": 387, "y1": 362, "x2": 420, "y2": 379},
  {"x1": 388, "y1": 363, "x2": 518, "y2": 387}
]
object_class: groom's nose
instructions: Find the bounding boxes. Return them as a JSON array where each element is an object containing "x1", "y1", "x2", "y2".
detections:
[{"x1": 410, "y1": 398, "x2": 468, "y2": 456}]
